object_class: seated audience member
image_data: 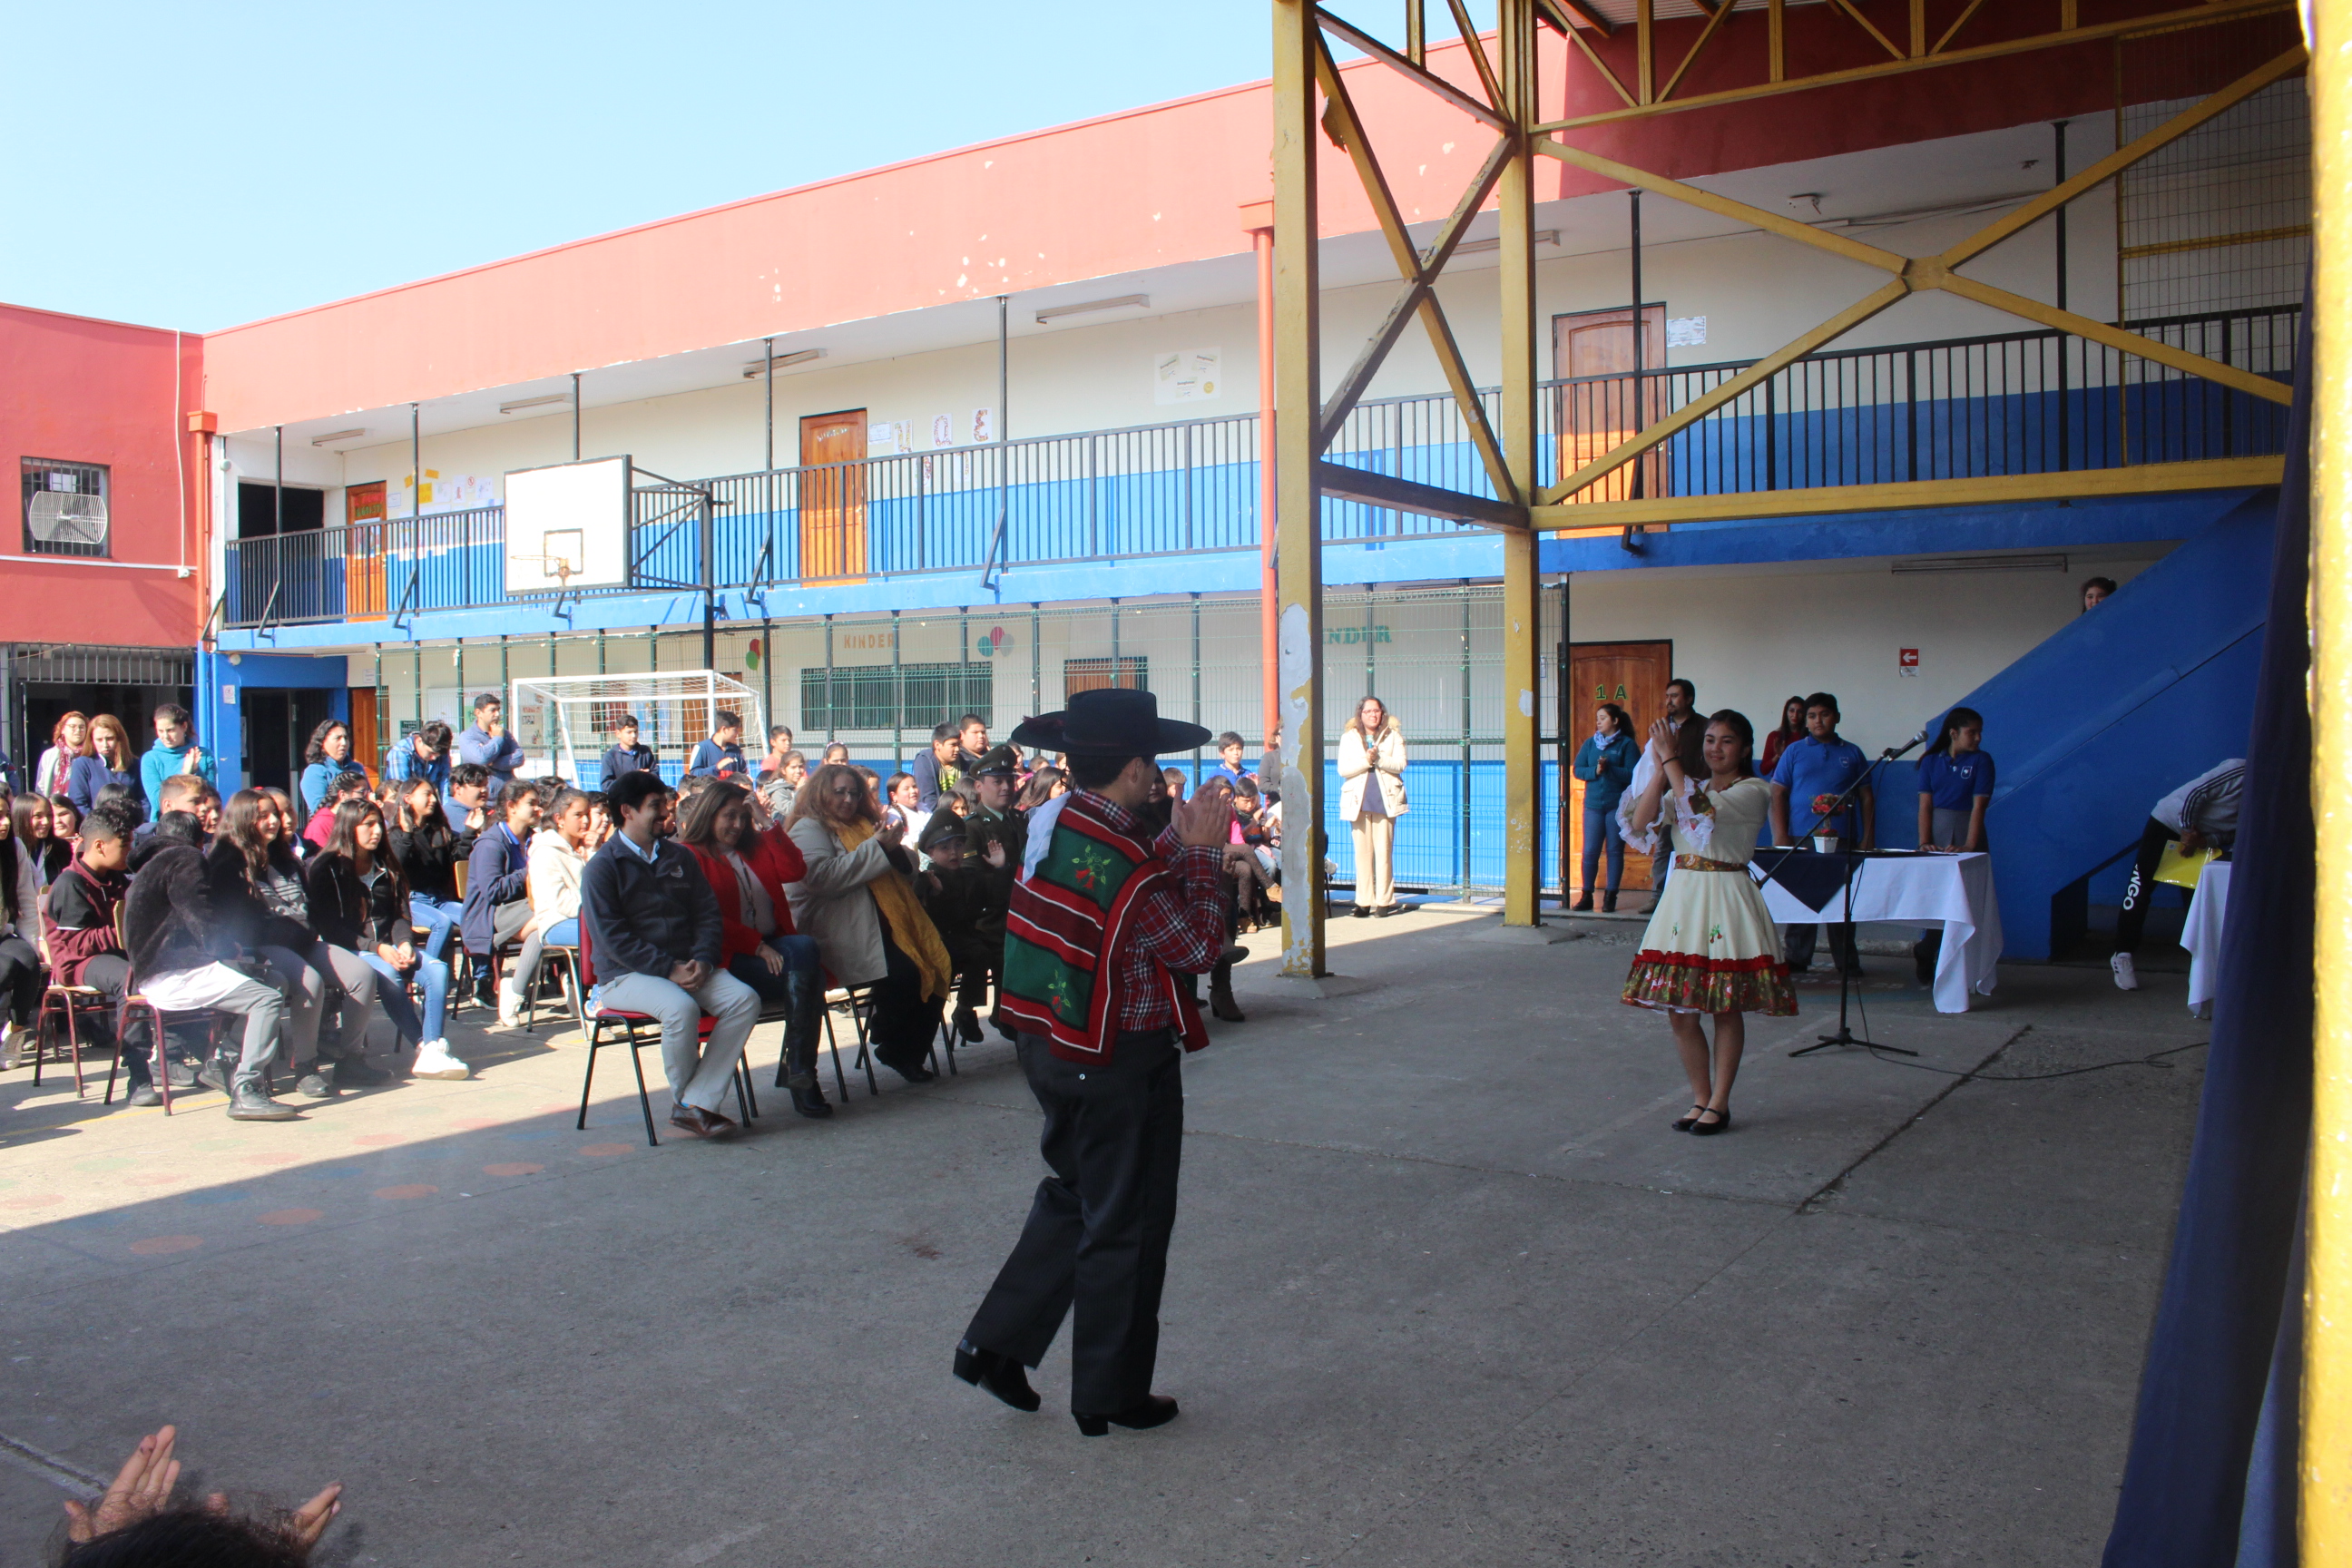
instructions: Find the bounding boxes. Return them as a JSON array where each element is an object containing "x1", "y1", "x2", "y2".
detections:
[
  {"x1": 916, "y1": 812, "x2": 999, "y2": 1044},
  {"x1": 1227, "y1": 776, "x2": 1277, "y2": 931},
  {"x1": 132, "y1": 775, "x2": 220, "y2": 867},
  {"x1": 69, "y1": 714, "x2": 143, "y2": 819},
  {"x1": 819, "y1": 741, "x2": 851, "y2": 767},
  {"x1": 0, "y1": 802, "x2": 40, "y2": 1067},
  {"x1": 462, "y1": 784, "x2": 542, "y2": 1004},
  {"x1": 297, "y1": 720, "x2": 366, "y2": 821},
  {"x1": 209, "y1": 789, "x2": 357, "y2": 1099},
  {"x1": 303, "y1": 769, "x2": 373, "y2": 850},
  {"x1": 962, "y1": 747, "x2": 1026, "y2": 1039},
  {"x1": 1014, "y1": 766, "x2": 1067, "y2": 812},
  {"x1": 2111, "y1": 756, "x2": 2246, "y2": 991},
  {"x1": 56, "y1": 1423, "x2": 340, "y2": 1563},
  {"x1": 688, "y1": 710, "x2": 750, "y2": 780},
  {"x1": 1161, "y1": 767, "x2": 1189, "y2": 805},
  {"x1": 598, "y1": 714, "x2": 657, "y2": 790},
  {"x1": 48, "y1": 794, "x2": 83, "y2": 855},
  {"x1": 259, "y1": 788, "x2": 308, "y2": 858},
  {"x1": 457, "y1": 691, "x2": 525, "y2": 799},
  {"x1": 912, "y1": 722, "x2": 964, "y2": 810},
  {"x1": 12, "y1": 793, "x2": 67, "y2": 976},
  {"x1": 308, "y1": 797, "x2": 460, "y2": 1079},
  {"x1": 785, "y1": 761, "x2": 952, "y2": 1082},
  {"x1": 1210, "y1": 731, "x2": 1254, "y2": 790},
  {"x1": 677, "y1": 780, "x2": 828, "y2": 1117},
  {"x1": 885, "y1": 770, "x2": 931, "y2": 857},
  {"x1": 122, "y1": 800, "x2": 297, "y2": 1122},
  {"x1": 44, "y1": 801, "x2": 156, "y2": 1102},
  {"x1": 386, "y1": 718, "x2": 454, "y2": 798},
  {"x1": 582, "y1": 771, "x2": 762, "y2": 1141},
  {"x1": 760, "y1": 748, "x2": 807, "y2": 821},
  {"x1": 511, "y1": 785, "x2": 594, "y2": 1024},
  {"x1": 139, "y1": 703, "x2": 217, "y2": 823},
  {"x1": 389, "y1": 778, "x2": 467, "y2": 962},
  {"x1": 444, "y1": 760, "x2": 494, "y2": 837}
]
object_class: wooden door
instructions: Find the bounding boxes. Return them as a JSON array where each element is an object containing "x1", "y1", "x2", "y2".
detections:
[
  {"x1": 1564, "y1": 640, "x2": 1672, "y2": 895},
  {"x1": 348, "y1": 688, "x2": 379, "y2": 785},
  {"x1": 1553, "y1": 306, "x2": 1668, "y2": 504},
  {"x1": 799, "y1": 410, "x2": 867, "y2": 581},
  {"x1": 346, "y1": 481, "x2": 387, "y2": 620}
]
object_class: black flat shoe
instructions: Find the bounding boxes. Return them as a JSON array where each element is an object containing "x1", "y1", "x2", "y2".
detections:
[
  {"x1": 884, "y1": 1059, "x2": 936, "y2": 1084},
  {"x1": 1688, "y1": 1107, "x2": 1731, "y2": 1136},
  {"x1": 1671, "y1": 1102, "x2": 1706, "y2": 1132},
  {"x1": 1351, "y1": 905, "x2": 1371, "y2": 919},
  {"x1": 789, "y1": 1083, "x2": 833, "y2": 1119},
  {"x1": 954, "y1": 1341, "x2": 1041, "y2": 1413},
  {"x1": 1073, "y1": 1394, "x2": 1179, "y2": 1436}
]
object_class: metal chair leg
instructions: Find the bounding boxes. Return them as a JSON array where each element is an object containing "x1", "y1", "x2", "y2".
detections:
[
  {"x1": 630, "y1": 1036, "x2": 659, "y2": 1146},
  {"x1": 577, "y1": 1025, "x2": 600, "y2": 1130},
  {"x1": 733, "y1": 1059, "x2": 754, "y2": 1124},
  {"x1": 821, "y1": 1002, "x2": 851, "y2": 1099}
]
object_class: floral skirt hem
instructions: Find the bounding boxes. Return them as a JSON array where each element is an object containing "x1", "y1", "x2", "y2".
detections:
[{"x1": 1620, "y1": 949, "x2": 1798, "y2": 1015}]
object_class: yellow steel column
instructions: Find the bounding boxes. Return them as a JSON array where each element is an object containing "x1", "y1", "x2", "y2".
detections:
[
  {"x1": 2308, "y1": 0, "x2": 2352, "y2": 1551},
  {"x1": 1501, "y1": 0, "x2": 1544, "y2": 926},
  {"x1": 1275, "y1": 0, "x2": 1328, "y2": 976}
]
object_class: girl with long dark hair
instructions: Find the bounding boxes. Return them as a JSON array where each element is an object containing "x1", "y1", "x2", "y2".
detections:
[
  {"x1": 308, "y1": 798, "x2": 455, "y2": 1074},
  {"x1": 205, "y1": 789, "x2": 363, "y2": 1097},
  {"x1": 299, "y1": 720, "x2": 362, "y2": 820},
  {"x1": 783, "y1": 762, "x2": 950, "y2": 1084},
  {"x1": 1760, "y1": 695, "x2": 1807, "y2": 775},
  {"x1": 1571, "y1": 702, "x2": 1638, "y2": 912},
  {"x1": 679, "y1": 781, "x2": 829, "y2": 1117},
  {"x1": 13, "y1": 795, "x2": 67, "y2": 930},
  {"x1": 47, "y1": 794, "x2": 81, "y2": 857},
  {"x1": 388, "y1": 778, "x2": 466, "y2": 962},
  {"x1": 0, "y1": 806, "x2": 42, "y2": 1066},
  {"x1": 1622, "y1": 709, "x2": 1796, "y2": 1135}
]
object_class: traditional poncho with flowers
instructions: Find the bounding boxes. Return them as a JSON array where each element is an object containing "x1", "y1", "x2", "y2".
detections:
[{"x1": 1620, "y1": 773, "x2": 1798, "y2": 1016}]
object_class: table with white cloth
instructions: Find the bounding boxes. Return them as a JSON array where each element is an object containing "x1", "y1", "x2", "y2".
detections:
[
  {"x1": 1748, "y1": 849, "x2": 2004, "y2": 1014},
  {"x1": 2180, "y1": 860, "x2": 2231, "y2": 1019}
]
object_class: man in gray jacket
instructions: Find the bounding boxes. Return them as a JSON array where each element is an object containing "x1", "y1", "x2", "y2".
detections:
[{"x1": 581, "y1": 770, "x2": 761, "y2": 1141}]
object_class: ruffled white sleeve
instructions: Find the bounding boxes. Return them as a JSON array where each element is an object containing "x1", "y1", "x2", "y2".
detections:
[
  {"x1": 1617, "y1": 750, "x2": 1661, "y2": 853},
  {"x1": 1670, "y1": 779, "x2": 1718, "y2": 856}
]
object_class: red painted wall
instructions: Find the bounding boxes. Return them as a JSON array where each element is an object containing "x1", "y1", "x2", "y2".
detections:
[{"x1": 0, "y1": 303, "x2": 202, "y2": 649}]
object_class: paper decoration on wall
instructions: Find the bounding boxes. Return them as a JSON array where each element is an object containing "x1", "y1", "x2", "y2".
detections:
[
  {"x1": 1666, "y1": 316, "x2": 1708, "y2": 348},
  {"x1": 402, "y1": 470, "x2": 496, "y2": 515},
  {"x1": 868, "y1": 420, "x2": 916, "y2": 456},
  {"x1": 1154, "y1": 348, "x2": 1222, "y2": 406},
  {"x1": 932, "y1": 414, "x2": 955, "y2": 447},
  {"x1": 970, "y1": 407, "x2": 994, "y2": 444},
  {"x1": 975, "y1": 625, "x2": 1011, "y2": 658}
]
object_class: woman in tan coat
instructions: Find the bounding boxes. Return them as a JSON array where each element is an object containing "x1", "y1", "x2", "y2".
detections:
[
  {"x1": 782, "y1": 762, "x2": 952, "y2": 1083},
  {"x1": 1338, "y1": 695, "x2": 1407, "y2": 917}
]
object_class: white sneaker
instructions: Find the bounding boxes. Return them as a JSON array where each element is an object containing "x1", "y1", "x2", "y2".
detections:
[
  {"x1": 0, "y1": 1023, "x2": 24, "y2": 1070},
  {"x1": 410, "y1": 1040, "x2": 471, "y2": 1080},
  {"x1": 496, "y1": 982, "x2": 524, "y2": 1028},
  {"x1": 2110, "y1": 953, "x2": 2140, "y2": 991}
]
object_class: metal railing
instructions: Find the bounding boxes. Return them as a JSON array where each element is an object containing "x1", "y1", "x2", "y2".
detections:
[{"x1": 220, "y1": 305, "x2": 2297, "y2": 629}]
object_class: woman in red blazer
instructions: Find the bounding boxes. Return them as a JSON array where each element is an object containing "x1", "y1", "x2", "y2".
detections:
[{"x1": 676, "y1": 781, "x2": 831, "y2": 1118}]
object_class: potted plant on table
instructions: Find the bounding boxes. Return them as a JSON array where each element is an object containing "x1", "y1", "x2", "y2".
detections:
[{"x1": 1809, "y1": 793, "x2": 1845, "y2": 855}]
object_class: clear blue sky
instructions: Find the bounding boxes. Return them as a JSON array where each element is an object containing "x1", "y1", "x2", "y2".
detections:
[{"x1": 1, "y1": 1, "x2": 1489, "y2": 332}]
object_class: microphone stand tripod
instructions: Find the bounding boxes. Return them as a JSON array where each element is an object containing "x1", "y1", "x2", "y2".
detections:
[{"x1": 1784, "y1": 746, "x2": 1918, "y2": 1059}]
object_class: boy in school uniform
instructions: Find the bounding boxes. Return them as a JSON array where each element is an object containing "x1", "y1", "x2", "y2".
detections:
[{"x1": 599, "y1": 715, "x2": 658, "y2": 790}]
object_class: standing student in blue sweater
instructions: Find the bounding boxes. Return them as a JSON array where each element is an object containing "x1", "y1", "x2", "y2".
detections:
[
  {"x1": 67, "y1": 714, "x2": 143, "y2": 818},
  {"x1": 298, "y1": 720, "x2": 366, "y2": 819},
  {"x1": 1572, "y1": 702, "x2": 1639, "y2": 912},
  {"x1": 138, "y1": 704, "x2": 217, "y2": 822},
  {"x1": 686, "y1": 710, "x2": 750, "y2": 780},
  {"x1": 457, "y1": 693, "x2": 526, "y2": 799}
]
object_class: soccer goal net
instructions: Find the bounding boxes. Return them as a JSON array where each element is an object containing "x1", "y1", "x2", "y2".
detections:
[{"x1": 506, "y1": 671, "x2": 762, "y2": 789}]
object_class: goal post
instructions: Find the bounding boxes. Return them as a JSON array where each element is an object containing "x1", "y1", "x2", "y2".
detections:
[{"x1": 506, "y1": 671, "x2": 762, "y2": 789}]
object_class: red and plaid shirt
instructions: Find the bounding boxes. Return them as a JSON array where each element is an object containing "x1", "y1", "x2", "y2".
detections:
[{"x1": 1073, "y1": 790, "x2": 1228, "y2": 1032}]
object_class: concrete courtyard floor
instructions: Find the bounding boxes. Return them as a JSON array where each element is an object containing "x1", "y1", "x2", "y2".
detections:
[{"x1": 0, "y1": 903, "x2": 2206, "y2": 1566}]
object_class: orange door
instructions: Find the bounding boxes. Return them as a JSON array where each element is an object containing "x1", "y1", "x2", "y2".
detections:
[
  {"x1": 348, "y1": 687, "x2": 380, "y2": 786},
  {"x1": 799, "y1": 410, "x2": 867, "y2": 581},
  {"x1": 1565, "y1": 640, "x2": 1672, "y2": 894},
  {"x1": 1553, "y1": 307, "x2": 1668, "y2": 505},
  {"x1": 347, "y1": 481, "x2": 387, "y2": 619}
]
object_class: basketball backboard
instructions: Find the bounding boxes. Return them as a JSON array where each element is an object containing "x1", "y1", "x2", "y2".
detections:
[{"x1": 505, "y1": 456, "x2": 631, "y2": 593}]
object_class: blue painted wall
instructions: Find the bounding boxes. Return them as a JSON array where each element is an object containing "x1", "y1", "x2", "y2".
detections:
[{"x1": 195, "y1": 647, "x2": 353, "y2": 799}]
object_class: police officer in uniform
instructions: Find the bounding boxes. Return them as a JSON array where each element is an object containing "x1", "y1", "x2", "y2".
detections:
[{"x1": 958, "y1": 744, "x2": 1024, "y2": 1041}]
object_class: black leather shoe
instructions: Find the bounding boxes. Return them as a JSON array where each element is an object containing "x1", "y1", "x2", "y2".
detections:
[
  {"x1": 882, "y1": 1057, "x2": 936, "y2": 1084},
  {"x1": 1688, "y1": 1106, "x2": 1732, "y2": 1136},
  {"x1": 954, "y1": 1006, "x2": 984, "y2": 1043},
  {"x1": 1073, "y1": 1395, "x2": 1179, "y2": 1436},
  {"x1": 789, "y1": 1082, "x2": 833, "y2": 1119},
  {"x1": 1352, "y1": 905, "x2": 1371, "y2": 919},
  {"x1": 1570, "y1": 893, "x2": 1594, "y2": 912},
  {"x1": 954, "y1": 1341, "x2": 1042, "y2": 1413}
]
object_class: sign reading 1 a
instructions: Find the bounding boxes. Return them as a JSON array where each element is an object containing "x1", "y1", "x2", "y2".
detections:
[{"x1": 1590, "y1": 681, "x2": 1630, "y2": 701}]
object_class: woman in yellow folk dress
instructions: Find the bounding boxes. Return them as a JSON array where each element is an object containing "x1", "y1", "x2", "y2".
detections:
[{"x1": 1621, "y1": 709, "x2": 1797, "y2": 1135}]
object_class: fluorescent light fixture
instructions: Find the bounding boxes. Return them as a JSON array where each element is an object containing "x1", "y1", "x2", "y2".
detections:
[
  {"x1": 741, "y1": 348, "x2": 826, "y2": 378},
  {"x1": 499, "y1": 393, "x2": 574, "y2": 415},
  {"x1": 1034, "y1": 294, "x2": 1150, "y2": 325},
  {"x1": 1891, "y1": 553, "x2": 2069, "y2": 574},
  {"x1": 1452, "y1": 230, "x2": 1559, "y2": 256},
  {"x1": 309, "y1": 428, "x2": 368, "y2": 446}
]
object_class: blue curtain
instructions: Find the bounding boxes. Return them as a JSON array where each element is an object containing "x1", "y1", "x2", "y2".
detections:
[{"x1": 2100, "y1": 287, "x2": 2313, "y2": 1565}]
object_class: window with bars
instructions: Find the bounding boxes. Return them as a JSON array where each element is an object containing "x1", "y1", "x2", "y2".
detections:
[
  {"x1": 21, "y1": 458, "x2": 110, "y2": 557},
  {"x1": 799, "y1": 662, "x2": 993, "y2": 733}
]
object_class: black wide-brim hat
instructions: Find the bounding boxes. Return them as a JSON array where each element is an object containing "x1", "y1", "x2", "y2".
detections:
[{"x1": 1010, "y1": 687, "x2": 1210, "y2": 758}]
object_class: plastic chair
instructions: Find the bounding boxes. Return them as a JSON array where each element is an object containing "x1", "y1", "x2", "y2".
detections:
[{"x1": 574, "y1": 924, "x2": 756, "y2": 1146}]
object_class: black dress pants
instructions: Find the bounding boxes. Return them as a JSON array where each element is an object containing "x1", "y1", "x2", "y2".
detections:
[
  {"x1": 0, "y1": 935, "x2": 40, "y2": 1027},
  {"x1": 965, "y1": 1028, "x2": 1184, "y2": 1415},
  {"x1": 2114, "y1": 815, "x2": 2181, "y2": 956},
  {"x1": 867, "y1": 929, "x2": 944, "y2": 1067}
]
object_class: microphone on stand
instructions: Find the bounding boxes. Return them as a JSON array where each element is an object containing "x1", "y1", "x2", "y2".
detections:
[{"x1": 1880, "y1": 727, "x2": 1932, "y2": 761}]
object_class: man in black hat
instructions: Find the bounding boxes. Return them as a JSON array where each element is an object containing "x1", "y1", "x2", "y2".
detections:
[
  {"x1": 954, "y1": 689, "x2": 1235, "y2": 1437},
  {"x1": 956, "y1": 743, "x2": 1025, "y2": 1042}
]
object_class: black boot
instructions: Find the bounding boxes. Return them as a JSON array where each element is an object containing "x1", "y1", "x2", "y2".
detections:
[
  {"x1": 777, "y1": 971, "x2": 832, "y2": 1118},
  {"x1": 1209, "y1": 961, "x2": 1245, "y2": 1024}
]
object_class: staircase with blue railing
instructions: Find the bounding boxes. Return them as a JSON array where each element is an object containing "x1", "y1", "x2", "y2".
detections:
[{"x1": 1956, "y1": 489, "x2": 2273, "y2": 959}]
